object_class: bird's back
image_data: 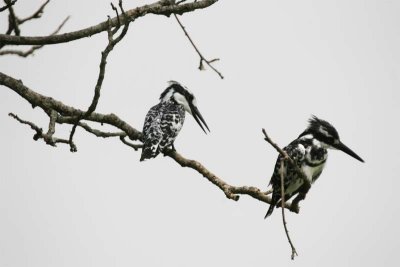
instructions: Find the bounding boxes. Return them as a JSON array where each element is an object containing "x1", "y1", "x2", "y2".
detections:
[
  {"x1": 158, "y1": 101, "x2": 185, "y2": 150},
  {"x1": 140, "y1": 101, "x2": 185, "y2": 161}
]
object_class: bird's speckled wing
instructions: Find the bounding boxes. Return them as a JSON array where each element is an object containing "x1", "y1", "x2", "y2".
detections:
[
  {"x1": 140, "y1": 103, "x2": 164, "y2": 161},
  {"x1": 158, "y1": 102, "x2": 185, "y2": 151},
  {"x1": 140, "y1": 102, "x2": 186, "y2": 161},
  {"x1": 265, "y1": 139, "x2": 306, "y2": 217}
]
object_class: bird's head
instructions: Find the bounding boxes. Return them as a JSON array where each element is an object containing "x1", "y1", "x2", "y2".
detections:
[
  {"x1": 300, "y1": 115, "x2": 364, "y2": 162},
  {"x1": 159, "y1": 81, "x2": 210, "y2": 134}
]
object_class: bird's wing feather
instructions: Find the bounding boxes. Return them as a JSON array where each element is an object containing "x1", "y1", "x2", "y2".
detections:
[
  {"x1": 268, "y1": 139, "x2": 307, "y2": 202},
  {"x1": 140, "y1": 104, "x2": 164, "y2": 161}
]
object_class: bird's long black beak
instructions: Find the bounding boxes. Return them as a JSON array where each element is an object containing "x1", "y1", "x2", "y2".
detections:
[
  {"x1": 334, "y1": 141, "x2": 364, "y2": 163},
  {"x1": 190, "y1": 105, "x2": 210, "y2": 134}
]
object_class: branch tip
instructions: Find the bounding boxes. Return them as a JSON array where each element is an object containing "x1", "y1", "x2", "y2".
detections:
[{"x1": 174, "y1": 13, "x2": 224, "y2": 79}]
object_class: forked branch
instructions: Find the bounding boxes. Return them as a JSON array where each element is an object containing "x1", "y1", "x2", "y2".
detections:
[
  {"x1": 68, "y1": 0, "x2": 130, "y2": 151},
  {"x1": 0, "y1": 70, "x2": 297, "y2": 211},
  {"x1": 0, "y1": 0, "x2": 17, "y2": 13},
  {"x1": 0, "y1": 16, "x2": 70, "y2": 57},
  {"x1": 174, "y1": 14, "x2": 224, "y2": 79},
  {"x1": 0, "y1": 0, "x2": 219, "y2": 46}
]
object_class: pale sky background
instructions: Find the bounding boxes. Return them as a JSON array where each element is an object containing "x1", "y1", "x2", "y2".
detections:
[{"x1": 1, "y1": 0, "x2": 399, "y2": 266}]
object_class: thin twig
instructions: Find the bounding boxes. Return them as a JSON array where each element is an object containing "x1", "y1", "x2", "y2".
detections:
[
  {"x1": 0, "y1": 16, "x2": 70, "y2": 57},
  {"x1": 280, "y1": 159, "x2": 298, "y2": 260},
  {"x1": 262, "y1": 128, "x2": 311, "y2": 213},
  {"x1": 4, "y1": 0, "x2": 20, "y2": 35},
  {"x1": 8, "y1": 112, "x2": 42, "y2": 138},
  {"x1": 44, "y1": 110, "x2": 57, "y2": 145},
  {"x1": 0, "y1": 0, "x2": 219, "y2": 46},
  {"x1": 120, "y1": 136, "x2": 143, "y2": 151},
  {"x1": 173, "y1": 13, "x2": 224, "y2": 79},
  {"x1": 1, "y1": 0, "x2": 51, "y2": 50},
  {"x1": 77, "y1": 121, "x2": 126, "y2": 138},
  {"x1": 110, "y1": 2, "x2": 121, "y2": 34},
  {"x1": 18, "y1": 0, "x2": 50, "y2": 24},
  {"x1": 8, "y1": 112, "x2": 71, "y2": 146},
  {"x1": 262, "y1": 128, "x2": 308, "y2": 259},
  {"x1": 0, "y1": 0, "x2": 16, "y2": 12},
  {"x1": 262, "y1": 128, "x2": 308, "y2": 181},
  {"x1": 68, "y1": 0, "x2": 130, "y2": 152}
]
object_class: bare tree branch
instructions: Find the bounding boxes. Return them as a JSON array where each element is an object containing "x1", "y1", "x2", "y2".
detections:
[
  {"x1": 0, "y1": 0, "x2": 16, "y2": 13},
  {"x1": 1, "y1": 0, "x2": 53, "y2": 51},
  {"x1": 0, "y1": 71, "x2": 297, "y2": 211},
  {"x1": 164, "y1": 149, "x2": 293, "y2": 207},
  {"x1": 45, "y1": 110, "x2": 57, "y2": 142},
  {"x1": 0, "y1": 16, "x2": 70, "y2": 57},
  {"x1": 279, "y1": 160, "x2": 298, "y2": 260},
  {"x1": 262, "y1": 129, "x2": 315, "y2": 259},
  {"x1": 4, "y1": 0, "x2": 20, "y2": 35},
  {"x1": 0, "y1": 72, "x2": 142, "y2": 140},
  {"x1": 173, "y1": 13, "x2": 223, "y2": 79},
  {"x1": 0, "y1": 0, "x2": 313, "y2": 260},
  {"x1": 3, "y1": 0, "x2": 51, "y2": 37},
  {"x1": 8, "y1": 112, "x2": 42, "y2": 139},
  {"x1": 17, "y1": 0, "x2": 50, "y2": 25},
  {"x1": 0, "y1": 0, "x2": 219, "y2": 46},
  {"x1": 68, "y1": 0, "x2": 130, "y2": 152},
  {"x1": 120, "y1": 136, "x2": 143, "y2": 151},
  {"x1": 76, "y1": 121, "x2": 126, "y2": 138},
  {"x1": 8, "y1": 112, "x2": 71, "y2": 146}
]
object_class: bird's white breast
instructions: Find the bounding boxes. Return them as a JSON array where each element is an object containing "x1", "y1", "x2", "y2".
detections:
[{"x1": 301, "y1": 162, "x2": 326, "y2": 184}]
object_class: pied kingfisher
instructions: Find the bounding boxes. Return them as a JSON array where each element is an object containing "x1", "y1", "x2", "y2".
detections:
[
  {"x1": 140, "y1": 81, "x2": 210, "y2": 161},
  {"x1": 265, "y1": 116, "x2": 364, "y2": 218}
]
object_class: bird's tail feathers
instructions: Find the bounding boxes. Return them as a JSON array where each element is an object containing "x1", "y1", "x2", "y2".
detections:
[
  {"x1": 264, "y1": 203, "x2": 275, "y2": 219},
  {"x1": 140, "y1": 145, "x2": 158, "y2": 161}
]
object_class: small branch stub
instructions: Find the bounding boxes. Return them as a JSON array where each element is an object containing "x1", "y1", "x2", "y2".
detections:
[{"x1": 174, "y1": 13, "x2": 224, "y2": 79}]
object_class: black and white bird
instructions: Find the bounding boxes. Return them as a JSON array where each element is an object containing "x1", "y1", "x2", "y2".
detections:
[
  {"x1": 140, "y1": 81, "x2": 210, "y2": 161},
  {"x1": 265, "y1": 116, "x2": 364, "y2": 218}
]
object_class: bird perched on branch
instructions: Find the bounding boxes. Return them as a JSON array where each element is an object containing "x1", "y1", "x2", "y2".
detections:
[
  {"x1": 265, "y1": 116, "x2": 364, "y2": 218},
  {"x1": 140, "y1": 81, "x2": 210, "y2": 161}
]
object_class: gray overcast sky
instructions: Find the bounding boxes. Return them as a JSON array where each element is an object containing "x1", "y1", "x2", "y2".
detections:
[{"x1": 1, "y1": 0, "x2": 399, "y2": 266}]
